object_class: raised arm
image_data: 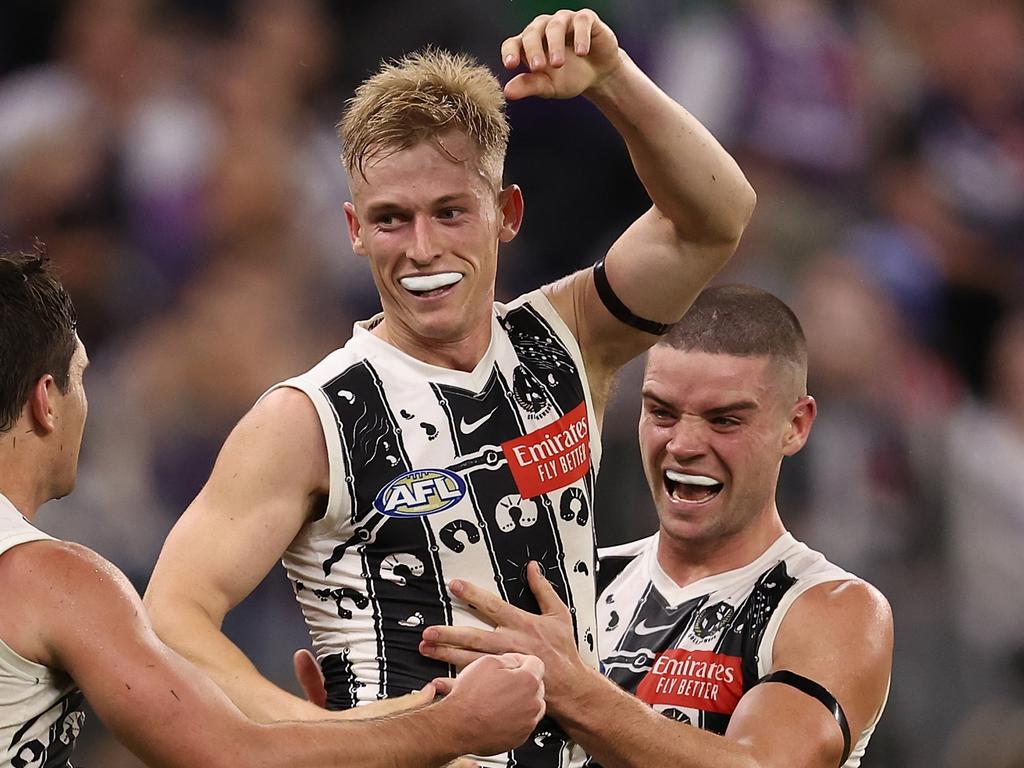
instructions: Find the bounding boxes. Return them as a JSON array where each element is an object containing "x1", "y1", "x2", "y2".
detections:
[
  {"x1": 143, "y1": 386, "x2": 332, "y2": 721},
  {"x1": 0, "y1": 540, "x2": 545, "y2": 768},
  {"x1": 504, "y1": 9, "x2": 756, "y2": 413},
  {"x1": 421, "y1": 565, "x2": 893, "y2": 768}
]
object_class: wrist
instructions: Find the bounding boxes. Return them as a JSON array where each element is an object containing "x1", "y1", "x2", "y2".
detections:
[
  {"x1": 422, "y1": 696, "x2": 474, "y2": 759},
  {"x1": 548, "y1": 662, "x2": 605, "y2": 721},
  {"x1": 583, "y1": 49, "x2": 634, "y2": 105}
]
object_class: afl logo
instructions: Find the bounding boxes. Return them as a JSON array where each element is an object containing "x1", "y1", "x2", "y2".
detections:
[{"x1": 374, "y1": 469, "x2": 467, "y2": 518}]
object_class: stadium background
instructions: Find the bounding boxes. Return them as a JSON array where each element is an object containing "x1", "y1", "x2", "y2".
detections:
[{"x1": 2, "y1": 0, "x2": 1023, "y2": 765}]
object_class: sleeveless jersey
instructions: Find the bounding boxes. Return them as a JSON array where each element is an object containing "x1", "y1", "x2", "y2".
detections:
[
  {"x1": 0, "y1": 495, "x2": 85, "y2": 768},
  {"x1": 270, "y1": 290, "x2": 599, "y2": 767},
  {"x1": 596, "y1": 532, "x2": 887, "y2": 768}
]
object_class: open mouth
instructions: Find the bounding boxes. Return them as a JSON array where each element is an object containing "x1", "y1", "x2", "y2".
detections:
[
  {"x1": 399, "y1": 272, "x2": 463, "y2": 298},
  {"x1": 664, "y1": 469, "x2": 723, "y2": 504}
]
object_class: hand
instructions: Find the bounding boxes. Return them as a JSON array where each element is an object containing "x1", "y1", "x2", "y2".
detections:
[
  {"x1": 292, "y1": 648, "x2": 435, "y2": 719},
  {"x1": 501, "y1": 8, "x2": 622, "y2": 100},
  {"x1": 420, "y1": 562, "x2": 590, "y2": 706},
  {"x1": 435, "y1": 652, "x2": 546, "y2": 756}
]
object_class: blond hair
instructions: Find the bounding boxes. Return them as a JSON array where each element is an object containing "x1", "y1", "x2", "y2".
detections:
[{"x1": 339, "y1": 48, "x2": 510, "y2": 187}]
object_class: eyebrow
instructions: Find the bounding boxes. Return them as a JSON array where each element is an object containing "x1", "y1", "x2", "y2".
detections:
[
  {"x1": 641, "y1": 392, "x2": 759, "y2": 415},
  {"x1": 364, "y1": 193, "x2": 473, "y2": 216},
  {"x1": 704, "y1": 401, "x2": 758, "y2": 416}
]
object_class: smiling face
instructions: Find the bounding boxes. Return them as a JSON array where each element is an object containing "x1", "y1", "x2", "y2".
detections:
[
  {"x1": 638, "y1": 347, "x2": 815, "y2": 559},
  {"x1": 344, "y1": 129, "x2": 523, "y2": 368}
]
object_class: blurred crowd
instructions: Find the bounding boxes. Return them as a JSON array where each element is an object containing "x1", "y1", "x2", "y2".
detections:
[{"x1": 2, "y1": 0, "x2": 1023, "y2": 765}]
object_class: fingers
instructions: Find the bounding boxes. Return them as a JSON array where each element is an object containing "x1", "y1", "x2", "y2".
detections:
[
  {"x1": 501, "y1": 9, "x2": 598, "y2": 71},
  {"x1": 420, "y1": 639, "x2": 485, "y2": 668},
  {"x1": 449, "y1": 578, "x2": 520, "y2": 625},
  {"x1": 573, "y1": 10, "x2": 596, "y2": 56},
  {"x1": 292, "y1": 649, "x2": 326, "y2": 708},
  {"x1": 519, "y1": 15, "x2": 550, "y2": 72},
  {"x1": 497, "y1": 652, "x2": 546, "y2": 683},
  {"x1": 526, "y1": 561, "x2": 570, "y2": 616},
  {"x1": 544, "y1": 11, "x2": 573, "y2": 68}
]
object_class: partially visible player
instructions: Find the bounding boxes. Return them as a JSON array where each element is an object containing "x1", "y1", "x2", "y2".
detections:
[
  {"x1": 0, "y1": 248, "x2": 545, "y2": 767},
  {"x1": 420, "y1": 285, "x2": 894, "y2": 768}
]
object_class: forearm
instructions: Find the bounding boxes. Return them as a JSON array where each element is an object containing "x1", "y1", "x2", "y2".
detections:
[
  {"x1": 251, "y1": 705, "x2": 469, "y2": 768},
  {"x1": 147, "y1": 597, "x2": 326, "y2": 722},
  {"x1": 551, "y1": 669, "x2": 757, "y2": 768},
  {"x1": 586, "y1": 51, "x2": 755, "y2": 244}
]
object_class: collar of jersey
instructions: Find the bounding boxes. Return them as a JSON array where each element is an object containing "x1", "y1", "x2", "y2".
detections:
[
  {"x1": 351, "y1": 310, "x2": 501, "y2": 389},
  {"x1": 647, "y1": 531, "x2": 798, "y2": 607}
]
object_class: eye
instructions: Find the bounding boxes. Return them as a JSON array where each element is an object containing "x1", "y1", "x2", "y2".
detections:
[
  {"x1": 437, "y1": 207, "x2": 464, "y2": 221},
  {"x1": 710, "y1": 416, "x2": 741, "y2": 428},
  {"x1": 374, "y1": 212, "x2": 406, "y2": 230}
]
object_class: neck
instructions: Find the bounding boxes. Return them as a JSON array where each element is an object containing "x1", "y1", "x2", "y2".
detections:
[
  {"x1": 371, "y1": 317, "x2": 492, "y2": 372},
  {"x1": 0, "y1": 436, "x2": 52, "y2": 520},
  {"x1": 656, "y1": 507, "x2": 787, "y2": 588}
]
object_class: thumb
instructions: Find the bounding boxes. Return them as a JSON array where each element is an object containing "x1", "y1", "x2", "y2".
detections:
[
  {"x1": 504, "y1": 73, "x2": 555, "y2": 101},
  {"x1": 527, "y1": 561, "x2": 569, "y2": 615},
  {"x1": 293, "y1": 649, "x2": 327, "y2": 708},
  {"x1": 431, "y1": 676, "x2": 456, "y2": 696}
]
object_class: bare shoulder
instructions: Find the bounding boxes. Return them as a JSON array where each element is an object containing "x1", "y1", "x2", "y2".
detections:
[
  {"x1": 0, "y1": 539, "x2": 124, "y2": 596},
  {"x1": 214, "y1": 385, "x2": 328, "y2": 494},
  {"x1": 788, "y1": 578, "x2": 893, "y2": 637},
  {"x1": 0, "y1": 540, "x2": 140, "y2": 668},
  {"x1": 241, "y1": 386, "x2": 323, "y2": 443}
]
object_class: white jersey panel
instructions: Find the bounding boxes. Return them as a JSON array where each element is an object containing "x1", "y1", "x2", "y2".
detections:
[
  {"x1": 596, "y1": 532, "x2": 885, "y2": 768},
  {"x1": 0, "y1": 496, "x2": 85, "y2": 768},
  {"x1": 266, "y1": 291, "x2": 600, "y2": 768}
]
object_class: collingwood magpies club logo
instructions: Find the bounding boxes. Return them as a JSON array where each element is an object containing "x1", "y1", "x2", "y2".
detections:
[{"x1": 692, "y1": 601, "x2": 735, "y2": 640}]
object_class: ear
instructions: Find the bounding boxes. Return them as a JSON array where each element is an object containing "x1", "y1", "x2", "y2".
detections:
[
  {"x1": 781, "y1": 395, "x2": 816, "y2": 457},
  {"x1": 344, "y1": 201, "x2": 367, "y2": 256},
  {"x1": 497, "y1": 184, "x2": 524, "y2": 244},
  {"x1": 28, "y1": 375, "x2": 57, "y2": 435}
]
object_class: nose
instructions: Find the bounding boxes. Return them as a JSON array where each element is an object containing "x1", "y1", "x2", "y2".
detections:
[
  {"x1": 665, "y1": 417, "x2": 706, "y2": 460},
  {"x1": 407, "y1": 214, "x2": 442, "y2": 265}
]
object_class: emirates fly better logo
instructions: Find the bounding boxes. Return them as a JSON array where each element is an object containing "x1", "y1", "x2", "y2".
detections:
[
  {"x1": 374, "y1": 469, "x2": 467, "y2": 517},
  {"x1": 502, "y1": 401, "x2": 591, "y2": 497}
]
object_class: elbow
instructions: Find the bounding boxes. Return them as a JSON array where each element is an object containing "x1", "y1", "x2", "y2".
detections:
[{"x1": 720, "y1": 179, "x2": 757, "y2": 245}]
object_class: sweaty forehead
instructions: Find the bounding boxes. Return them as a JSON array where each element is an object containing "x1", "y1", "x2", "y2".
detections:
[
  {"x1": 643, "y1": 349, "x2": 780, "y2": 406},
  {"x1": 350, "y1": 131, "x2": 490, "y2": 199}
]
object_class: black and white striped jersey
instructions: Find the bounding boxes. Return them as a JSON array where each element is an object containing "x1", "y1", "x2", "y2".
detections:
[
  {"x1": 596, "y1": 532, "x2": 887, "y2": 768},
  {"x1": 0, "y1": 495, "x2": 86, "y2": 768},
  {"x1": 271, "y1": 290, "x2": 599, "y2": 767}
]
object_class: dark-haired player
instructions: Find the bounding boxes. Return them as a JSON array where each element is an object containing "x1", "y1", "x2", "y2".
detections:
[{"x1": 420, "y1": 285, "x2": 893, "y2": 768}]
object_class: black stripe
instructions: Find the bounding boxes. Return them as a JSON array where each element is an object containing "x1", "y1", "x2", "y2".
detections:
[
  {"x1": 593, "y1": 259, "x2": 671, "y2": 336},
  {"x1": 757, "y1": 670, "x2": 852, "y2": 766}
]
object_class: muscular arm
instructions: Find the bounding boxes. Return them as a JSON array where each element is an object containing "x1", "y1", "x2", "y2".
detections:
[
  {"x1": 0, "y1": 541, "x2": 544, "y2": 768},
  {"x1": 508, "y1": 10, "x2": 756, "y2": 413},
  {"x1": 143, "y1": 387, "x2": 332, "y2": 721},
  {"x1": 422, "y1": 566, "x2": 893, "y2": 768}
]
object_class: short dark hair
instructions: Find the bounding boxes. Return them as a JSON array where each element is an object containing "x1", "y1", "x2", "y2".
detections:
[
  {"x1": 0, "y1": 247, "x2": 78, "y2": 433},
  {"x1": 658, "y1": 284, "x2": 807, "y2": 370}
]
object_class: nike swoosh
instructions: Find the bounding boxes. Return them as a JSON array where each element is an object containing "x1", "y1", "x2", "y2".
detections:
[
  {"x1": 459, "y1": 408, "x2": 498, "y2": 435},
  {"x1": 633, "y1": 619, "x2": 676, "y2": 636}
]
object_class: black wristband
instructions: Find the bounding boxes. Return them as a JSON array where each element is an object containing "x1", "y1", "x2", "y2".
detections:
[
  {"x1": 592, "y1": 258, "x2": 671, "y2": 336},
  {"x1": 757, "y1": 670, "x2": 852, "y2": 767}
]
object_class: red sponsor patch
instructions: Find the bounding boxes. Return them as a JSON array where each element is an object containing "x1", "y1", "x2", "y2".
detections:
[
  {"x1": 635, "y1": 650, "x2": 744, "y2": 714},
  {"x1": 502, "y1": 402, "x2": 591, "y2": 498}
]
